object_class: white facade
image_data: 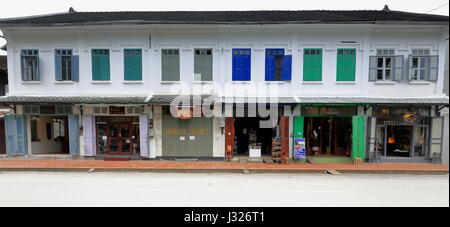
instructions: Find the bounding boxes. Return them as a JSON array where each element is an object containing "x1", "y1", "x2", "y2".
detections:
[{"x1": 2, "y1": 24, "x2": 448, "y2": 99}]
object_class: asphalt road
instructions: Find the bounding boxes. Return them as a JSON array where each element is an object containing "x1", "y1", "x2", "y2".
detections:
[{"x1": 0, "y1": 172, "x2": 448, "y2": 207}]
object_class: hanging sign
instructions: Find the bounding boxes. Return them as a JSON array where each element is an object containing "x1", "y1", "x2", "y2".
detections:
[{"x1": 293, "y1": 138, "x2": 306, "y2": 159}]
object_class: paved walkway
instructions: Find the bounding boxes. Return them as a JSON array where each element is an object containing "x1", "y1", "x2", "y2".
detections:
[{"x1": 0, "y1": 160, "x2": 448, "y2": 173}]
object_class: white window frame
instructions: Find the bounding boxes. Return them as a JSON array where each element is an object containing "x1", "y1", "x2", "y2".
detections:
[{"x1": 409, "y1": 49, "x2": 431, "y2": 81}]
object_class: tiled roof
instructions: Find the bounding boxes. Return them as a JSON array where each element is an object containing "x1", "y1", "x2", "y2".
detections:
[
  {"x1": 0, "y1": 95, "x2": 149, "y2": 104},
  {"x1": 0, "y1": 10, "x2": 448, "y2": 27}
]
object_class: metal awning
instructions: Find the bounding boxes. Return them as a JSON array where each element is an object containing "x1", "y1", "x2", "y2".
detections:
[{"x1": 0, "y1": 95, "x2": 149, "y2": 104}]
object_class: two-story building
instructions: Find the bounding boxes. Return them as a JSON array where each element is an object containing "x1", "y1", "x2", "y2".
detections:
[{"x1": 0, "y1": 8, "x2": 448, "y2": 163}]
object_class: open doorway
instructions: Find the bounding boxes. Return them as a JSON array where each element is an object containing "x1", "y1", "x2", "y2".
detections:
[
  {"x1": 30, "y1": 116, "x2": 69, "y2": 154},
  {"x1": 234, "y1": 117, "x2": 274, "y2": 156},
  {"x1": 304, "y1": 117, "x2": 352, "y2": 157}
]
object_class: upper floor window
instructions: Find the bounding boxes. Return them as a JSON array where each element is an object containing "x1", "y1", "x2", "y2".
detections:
[
  {"x1": 369, "y1": 49, "x2": 404, "y2": 82},
  {"x1": 161, "y1": 49, "x2": 180, "y2": 81},
  {"x1": 408, "y1": 49, "x2": 438, "y2": 82},
  {"x1": 336, "y1": 49, "x2": 356, "y2": 82},
  {"x1": 124, "y1": 49, "x2": 142, "y2": 81},
  {"x1": 303, "y1": 49, "x2": 322, "y2": 81},
  {"x1": 194, "y1": 49, "x2": 213, "y2": 81},
  {"x1": 92, "y1": 49, "x2": 110, "y2": 81},
  {"x1": 20, "y1": 49, "x2": 39, "y2": 81},
  {"x1": 232, "y1": 49, "x2": 251, "y2": 81},
  {"x1": 266, "y1": 49, "x2": 292, "y2": 81},
  {"x1": 55, "y1": 49, "x2": 79, "y2": 81}
]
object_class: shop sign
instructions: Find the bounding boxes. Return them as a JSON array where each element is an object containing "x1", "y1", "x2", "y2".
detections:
[
  {"x1": 293, "y1": 138, "x2": 306, "y2": 159},
  {"x1": 109, "y1": 106, "x2": 126, "y2": 115}
]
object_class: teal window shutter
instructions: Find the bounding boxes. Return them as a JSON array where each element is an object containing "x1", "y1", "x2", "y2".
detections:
[
  {"x1": 92, "y1": 49, "x2": 110, "y2": 81},
  {"x1": 124, "y1": 49, "x2": 142, "y2": 81},
  {"x1": 303, "y1": 49, "x2": 322, "y2": 81},
  {"x1": 337, "y1": 49, "x2": 356, "y2": 81},
  {"x1": 15, "y1": 115, "x2": 28, "y2": 155}
]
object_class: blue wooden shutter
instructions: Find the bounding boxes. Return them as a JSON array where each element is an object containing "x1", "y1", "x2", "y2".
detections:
[
  {"x1": 20, "y1": 53, "x2": 26, "y2": 81},
  {"x1": 282, "y1": 55, "x2": 292, "y2": 81},
  {"x1": 5, "y1": 115, "x2": 17, "y2": 155},
  {"x1": 55, "y1": 55, "x2": 62, "y2": 81},
  {"x1": 428, "y1": 55, "x2": 439, "y2": 82},
  {"x1": 35, "y1": 55, "x2": 40, "y2": 81},
  {"x1": 265, "y1": 54, "x2": 275, "y2": 81},
  {"x1": 15, "y1": 115, "x2": 28, "y2": 155},
  {"x1": 68, "y1": 115, "x2": 79, "y2": 156},
  {"x1": 232, "y1": 52, "x2": 241, "y2": 81},
  {"x1": 71, "y1": 55, "x2": 79, "y2": 81},
  {"x1": 242, "y1": 52, "x2": 251, "y2": 81}
]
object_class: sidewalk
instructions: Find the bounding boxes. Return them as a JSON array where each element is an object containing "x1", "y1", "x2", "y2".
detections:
[{"x1": 0, "y1": 160, "x2": 448, "y2": 174}]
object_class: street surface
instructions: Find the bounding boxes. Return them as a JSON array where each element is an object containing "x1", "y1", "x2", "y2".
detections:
[{"x1": 0, "y1": 172, "x2": 448, "y2": 207}]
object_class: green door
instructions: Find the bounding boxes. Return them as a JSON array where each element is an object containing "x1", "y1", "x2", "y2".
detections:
[
  {"x1": 352, "y1": 115, "x2": 365, "y2": 160},
  {"x1": 162, "y1": 115, "x2": 213, "y2": 157},
  {"x1": 293, "y1": 116, "x2": 304, "y2": 138}
]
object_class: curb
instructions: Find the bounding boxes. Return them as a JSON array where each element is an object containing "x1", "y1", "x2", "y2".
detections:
[{"x1": 0, "y1": 168, "x2": 448, "y2": 174}]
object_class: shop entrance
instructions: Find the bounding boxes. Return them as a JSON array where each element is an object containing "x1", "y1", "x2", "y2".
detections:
[
  {"x1": 234, "y1": 118, "x2": 274, "y2": 156},
  {"x1": 304, "y1": 117, "x2": 352, "y2": 157},
  {"x1": 376, "y1": 124, "x2": 429, "y2": 158},
  {"x1": 30, "y1": 116, "x2": 70, "y2": 155},
  {"x1": 96, "y1": 116, "x2": 140, "y2": 155}
]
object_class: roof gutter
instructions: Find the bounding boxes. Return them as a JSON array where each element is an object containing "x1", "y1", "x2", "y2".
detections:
[{"x1": 0, "y1": 20, "x2": 448, "y2": 28}]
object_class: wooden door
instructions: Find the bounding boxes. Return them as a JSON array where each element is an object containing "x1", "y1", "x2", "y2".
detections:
[{"x1": 225, "y1": 118, "x2": 235, "y2": 158}]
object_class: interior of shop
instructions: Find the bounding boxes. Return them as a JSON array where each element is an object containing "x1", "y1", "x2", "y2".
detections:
[
  {"x1": 96, "y1": 116, "x2": 140, "y2": 156},
  {"x1": 30, "y1": 116, "x2": 69, "y2": 154},
  {"x1": 304, "y1": 117, "x2": 352, "y2": 157},
  {"x1": 234, "y1": 117, "x2": 275, "y2": 156}
]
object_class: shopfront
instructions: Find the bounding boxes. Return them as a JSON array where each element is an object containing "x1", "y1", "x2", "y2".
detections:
[
  {"x1": 82, "y1": 105, "x2": 149, "y2": 158},
  {"x1": 4, "y1": 104, "x2": 79, "y2": 156},
  {"x1": 161, "y1": 106, "x2": 214, "y2": 157},
  {"x1": 372, "y1": 106, "x2": 439, "y2": 161},
  {"x1": 293, "y1": 105, "x2": 365, "y2": 160},
  {"x1": 224, "y1": 105, "x2": 290, "y2": 161}
]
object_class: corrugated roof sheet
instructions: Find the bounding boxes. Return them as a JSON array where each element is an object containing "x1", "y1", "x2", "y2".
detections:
[
  {"x1": 0, "y1": 95, "x2": 448, "y2": 105},
  {"x1": 0, "y1": 10, "x2": 448, "y2": 27},
  {"x1": 0, "y1": 95, "x2": 149, "y2": 104}
]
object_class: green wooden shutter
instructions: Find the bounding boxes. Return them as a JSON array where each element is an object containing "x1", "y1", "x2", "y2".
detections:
[
  {"x1": 194, "y1": 49, "x2": 213, "y2": 81},
  {"x1": 304, "y1": 49, "x2": 322, "y2": 81},
  {"x1": 92, "y1": 50, "x2": 110, "y2": 81},
  {"x1": 92, "y1": 51, "x2": 101, "y2": 80},
  {"x1": 293, "y1": 116, "x2": 305, "y2": 138},
  {"x1": 337, "y1": 49, "x2": 356, "y2": 81},
  {"x1": 352, "y1": 116, "x2": 366, "y2": 160},
  {"x1": 161, "y1": 49, "x2": 180, "y2": 81},
  {"x1": 124, "y1": 49, "x2": 142, "y2": 81}
]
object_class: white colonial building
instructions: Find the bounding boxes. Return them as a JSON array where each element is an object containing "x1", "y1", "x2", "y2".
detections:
[{"x1": 0, "y1": 7, "x2": 448, "y2": 163}]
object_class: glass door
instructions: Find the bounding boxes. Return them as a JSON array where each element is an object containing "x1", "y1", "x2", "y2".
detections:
[
  {"x1": 413, "y1": 125, "x2": 428, "y2": 157},
  {"x1": 375, "y1": 125, "x2": 386, "y2": 156}
]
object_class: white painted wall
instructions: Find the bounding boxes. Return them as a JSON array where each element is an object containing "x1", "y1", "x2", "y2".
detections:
[{"x1": 2, "y1": 24, "x2": 448, "y2": 99}]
